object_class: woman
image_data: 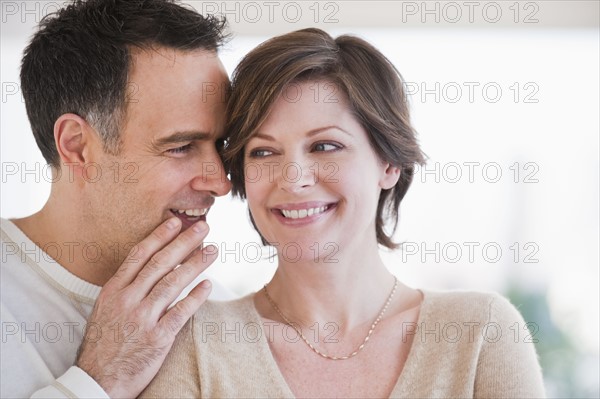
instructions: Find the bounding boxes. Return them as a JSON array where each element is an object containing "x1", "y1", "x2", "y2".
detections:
[{"x1": 142, "y1": 28, "x2": 545, "y2": 398}]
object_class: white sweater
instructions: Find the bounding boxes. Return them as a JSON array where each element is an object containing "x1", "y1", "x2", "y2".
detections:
[{"x1": 0, "y1": 218, "x2": 232, "y2": 398}]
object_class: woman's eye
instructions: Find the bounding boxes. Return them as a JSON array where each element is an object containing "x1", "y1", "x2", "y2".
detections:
[
  {"x1": 248, "y1": 149, "x2": 273, "y2": 158},
  {"x1": 313, "y1": 142, "x2": 341, "y2": 152},
  {"x1": 167, "y1": 144, "x2": 192, "y2": 154}
]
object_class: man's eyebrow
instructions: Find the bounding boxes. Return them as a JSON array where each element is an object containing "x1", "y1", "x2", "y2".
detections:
[{"x1": 153, "y1": 131, "x2": 212, "y2": 147}]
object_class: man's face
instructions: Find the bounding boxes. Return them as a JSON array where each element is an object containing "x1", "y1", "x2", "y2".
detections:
[{"x1": 83, "y1": 47, "x2": 231, "y2": 256}]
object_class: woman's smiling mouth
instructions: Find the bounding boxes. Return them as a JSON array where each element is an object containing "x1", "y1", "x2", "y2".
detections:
[{"x1": 271, "y1": 202, "x2": 337, "y2": 224}]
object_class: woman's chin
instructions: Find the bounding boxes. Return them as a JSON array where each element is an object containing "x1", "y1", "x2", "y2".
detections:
[{"x1": 271, "y1": 239, "x2": 341, "y2": 265}]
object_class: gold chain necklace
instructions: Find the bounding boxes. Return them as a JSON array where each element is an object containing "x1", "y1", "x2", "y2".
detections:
[{"x1": 262, "y1": 276, "x2": 398, "y2": 361}]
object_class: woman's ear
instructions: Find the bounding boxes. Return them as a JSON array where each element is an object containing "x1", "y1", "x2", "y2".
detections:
[{"x1": 379, "y1": 163, "x2": 401, "y2": 190}]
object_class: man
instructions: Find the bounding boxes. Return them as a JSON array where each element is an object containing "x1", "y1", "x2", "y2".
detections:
[{"x1": 1, "y1": 0, "x2": 233, "y2": 397}]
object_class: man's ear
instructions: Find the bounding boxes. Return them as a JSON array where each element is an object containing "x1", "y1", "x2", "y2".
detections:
[
  {"x1": 54, "y1": 113, "x2": 92, "y2": 165},
  {"x1": 54, "y1": 113, "x2": 103, "y2": 183},
  {"x1": 379, "y1": 163, "x2": 401, "y2": 190}
]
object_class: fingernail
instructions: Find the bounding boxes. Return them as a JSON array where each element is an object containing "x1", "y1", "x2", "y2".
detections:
[
  {"x1": 204, "y1": 244, "x2": 218, "y2": 255},
  {"x1": 166, "y1": 217, "x2": 180, "y2": 229},
  {"x1": 200, "y1": 280, "x2": 212, "y2": 289},
  {"x1": 192, "y1": 221, "x2": 207, "y2": 233}
]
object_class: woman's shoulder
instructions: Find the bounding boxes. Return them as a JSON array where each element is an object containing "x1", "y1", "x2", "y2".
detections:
[
  {"x1": 193, "y1": 293, "x2": 259, "y2": 323},
  {"x1": 422, "y1": 288, "x2": 504, "y2": 303},
  {"x1": 419, "y1": 289, "x2": 524, "y2": 324}
]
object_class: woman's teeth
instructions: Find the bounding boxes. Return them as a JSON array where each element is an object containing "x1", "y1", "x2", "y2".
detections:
[
  {"x1": 281, "y1": 206, "x2": 328, "y2": 219},
  {"x1": 172, "y1": 209, "x2": 208, "y2": 217}
]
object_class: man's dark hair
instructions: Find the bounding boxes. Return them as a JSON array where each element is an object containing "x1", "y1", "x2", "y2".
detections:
[{"x1": 20, "y1": 0, "x2": 228, "y2": 167}]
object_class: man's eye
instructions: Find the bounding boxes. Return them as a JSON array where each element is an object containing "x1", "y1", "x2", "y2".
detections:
[
  {"x1": 313, "y1": 142, "x2": 341, "y2": 152},
  {"x1": 216, "y1": 138, "x2": 228, "y2": 152},
  {"x1": 248, "y1": 149, "x2": 273, "y2": 158},
  {"x1": 166, "y1": 144, "x2": 192, "y2": 154}
]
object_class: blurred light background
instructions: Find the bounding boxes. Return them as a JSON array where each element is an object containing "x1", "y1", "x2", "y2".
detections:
[{"x1": 1, "y1": 1, "x2": 598, "y2": 397}]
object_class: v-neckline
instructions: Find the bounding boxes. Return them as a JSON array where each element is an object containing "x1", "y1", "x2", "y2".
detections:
[{"x1": 245, "y1": 289, "x2": 430, "y2": 398}]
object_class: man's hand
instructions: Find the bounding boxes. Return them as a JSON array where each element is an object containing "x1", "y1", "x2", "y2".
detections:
[{"x1": 76, "y1": 217, "x2": 216, "y2": 398}]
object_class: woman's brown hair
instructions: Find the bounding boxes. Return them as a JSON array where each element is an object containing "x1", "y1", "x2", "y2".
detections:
[{"x1": 223, "y1": 28, "x2": 426, "y2": 249}]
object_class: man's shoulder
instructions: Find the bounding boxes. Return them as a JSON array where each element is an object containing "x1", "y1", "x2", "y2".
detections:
[
  {"x1": 1, "y1": 217, "x2": 20, "y2": 246},
  {"x1": 1, "y1": 217, "x2": 37, "y2": 288},
  {"x1": 1, "y1": 217, "x2": 34, "y2": 269}
]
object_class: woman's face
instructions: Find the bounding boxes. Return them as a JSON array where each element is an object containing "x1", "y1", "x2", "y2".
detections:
[{"x1": 243, "y1": 80, "x2": 400, "y2": 262}]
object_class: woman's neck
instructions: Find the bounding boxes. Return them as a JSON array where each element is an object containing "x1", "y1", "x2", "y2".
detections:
[{"x1": 259, "y1": 245, "x2": 398, "y2": 334}]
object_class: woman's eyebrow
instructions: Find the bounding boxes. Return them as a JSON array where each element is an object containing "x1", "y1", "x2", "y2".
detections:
[
  {"x1": 252, "y1": 126, "x2": 351, "y2": 142},
  {"x1": 306, "y1": 125, "x2": 351, "y2": 137}
]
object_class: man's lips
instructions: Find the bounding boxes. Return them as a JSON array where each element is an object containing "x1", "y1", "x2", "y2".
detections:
[
  {"x1": 169, "y1": 207, "x2": 210, "y2": 228},
  {"x1": 170, "y1": 208, "x2": 209, "y2": 217}
]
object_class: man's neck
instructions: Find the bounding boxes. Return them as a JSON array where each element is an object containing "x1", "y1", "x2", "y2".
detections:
[{"x1": 12, "y1": 205, "x2": 116, "y2": 286}]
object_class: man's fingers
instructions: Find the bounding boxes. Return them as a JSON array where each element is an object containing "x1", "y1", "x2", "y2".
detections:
[
  {"x1": 158, "y1": 279, "x2": 213, "y2": 335},
  {"x1": 180, "y1": 243, "x2": 207, "y2": 264},
  {"x1": 130, "y1": 221, "x2": 210, "y2": 297},
  {"x1": 108, "y1": 217, "x2": 182, "y2": 290},
  {"x1": 142, "y1": 244, "x2": 218, "y2": 319}
]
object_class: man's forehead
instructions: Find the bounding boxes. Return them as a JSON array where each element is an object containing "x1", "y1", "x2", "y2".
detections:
[
  {"x1": 129, "y1": 46, "x2": 228, "y2": 76},
  {"x1": 118, "y1": 46, "x2": 228, "y2": 143},
  {"x1": 128, "y1": 45, "x2": 219, "y2": 66}
]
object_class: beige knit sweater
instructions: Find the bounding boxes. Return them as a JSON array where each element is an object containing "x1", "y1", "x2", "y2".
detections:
[{"x1": 141, "y1": 290, "x2": 545, "y2": 398}]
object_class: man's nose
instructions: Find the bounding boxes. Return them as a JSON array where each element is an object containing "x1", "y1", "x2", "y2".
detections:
[{"x1": 191, "y1": 151, "x2": 232, "y2": 196}]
